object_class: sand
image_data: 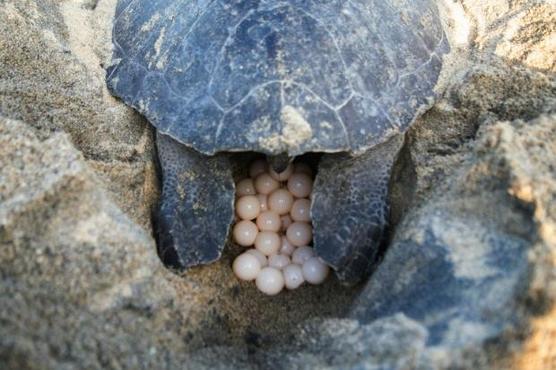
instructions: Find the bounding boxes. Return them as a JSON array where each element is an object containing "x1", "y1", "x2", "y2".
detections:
[{"x1": 0, "y1": 0, "x2": 555, "y2": 369}]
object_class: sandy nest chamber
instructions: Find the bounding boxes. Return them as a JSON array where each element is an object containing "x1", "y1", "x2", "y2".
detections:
[{"x1": 163, "y1": 152, "x2": 367, "y2": 351}]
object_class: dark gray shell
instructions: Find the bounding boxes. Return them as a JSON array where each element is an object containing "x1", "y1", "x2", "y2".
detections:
[{"x1": 108, "y1": 0, "x2": 448, "y2": 156}]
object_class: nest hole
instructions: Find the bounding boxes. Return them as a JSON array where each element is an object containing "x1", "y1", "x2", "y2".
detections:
[{"x1": 152, "y1": 150, "x2": 413, "y2": 356}]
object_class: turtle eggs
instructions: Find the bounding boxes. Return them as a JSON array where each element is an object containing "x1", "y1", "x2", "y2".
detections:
[{"x1": 231, "y1": 159, "x2": 330, "y2": 295}]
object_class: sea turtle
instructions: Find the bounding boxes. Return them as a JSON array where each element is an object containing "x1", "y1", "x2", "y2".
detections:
[{"x1": 107, "y1": 0, "x2": 449, "y2": 285}]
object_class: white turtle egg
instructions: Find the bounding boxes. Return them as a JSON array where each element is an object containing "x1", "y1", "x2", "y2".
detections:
[
  {"x1": 233, "y1": 252, "x2": 261, "y2": 281},
  {"x1": 302, "y1": 257, "x2": 330, "y2": 284},
  {"x1": 268, "y1": 254, "x2": 291, "y2": 270},
  {"x1": 287, "y1": 173, "x2": 313, "y2": 198},
  {"x1": 283, "y1": 264, "x2": 305, "y2": 290},
  {"x1": 232, "y1": 159, "x2": 322, "y2": 294},
  {"x1": 235, "y1": 195, "x2": 260, "y2": 220},
  {"x1": 254, "y1": 173, "x2": 280, "y2": 195},
  {"x1": 279, "y1": 236, "x2": 295, "y2": 256},
  {"x1": 249, "y1": 159, "x2": 268, "y2": 179},
  {"x1": 236, "y1": 178, "x2": 256, "y2": 196},
  {"x1": 256, "y1": 211, "x2": 281, "y2": 232},
  {"x1": 269, "y1": 163, "x2": 293, "y2": 181},
  {"x1": 290, "y1": 198, "x2": 311, "y2": 222},
  {"x1": 257, "y1": 194, "x2": 268, "y2": 212},
  {"x1": 256, "y1": 267, "x2": 285, "y2": 295},
  {"x1": 246, "y1": 248, "x2": 268, "y2": 267},
  {"x1": 292, "y1": 246, "x2": 315, "y2": 265},
  {"x1": 268, "y1": 188, "x2": 294, "y2": 215},
  {"x1": 233, "y1": 220, "x2": 258, "y2": 246},
  {"x1": 286, "y1": 222, "x2": 313, "y2": 246},
  {"x1": 294, "y1": 162, "x2": 313, "y2": 177},
  {"x1": 255, "y1": 231, "x2": 281, "y2": 256}
]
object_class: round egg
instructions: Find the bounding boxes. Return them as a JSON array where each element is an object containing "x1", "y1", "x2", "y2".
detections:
[
  {"x1": 302, "y1": 257, "x2": 330, "y2": 284},
  {"x1": 256, "y1": 211, "x2": 281, "y2": 232},
  {"x1": 292, "y1": 246, "x2": 315, "y2": 265},
  {"x1": 287, "y1": 173, "x2": 313, "y2": 198},
  {"x1": 232, "y1": 253, "x2": 261, "y2": 281},
  {"x1": 283, "y1": 264, "x2": 305, "y2": 290},
  {"x1": 256, "y1": 267, "x2": 285, "y2": 295},
  {"x1": 286, "y1": 222, "x2": 313, "y2": 246},
  {"x1": 268, "y1": 189, "x2": 294, "y2": 215},
  {"x1": 255, "y1": 231, "x2": 281, "y2": 256},
  {"x1": 290, "y1": 198, "x2": 311, "y2": 222},
  {"x1": 233, "y1": 220, "x2": 258, "y2": 246},
  {"x1": 254, "y1": 173, "x2": 279, "y2": 195},
  {"x1": 235, "y1": 195, "x2": 260, "y2": 220}
]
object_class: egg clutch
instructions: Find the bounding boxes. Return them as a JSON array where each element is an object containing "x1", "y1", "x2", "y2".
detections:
[{"x1": 231, "y1": 159, "x2": 330, "y2": 295}]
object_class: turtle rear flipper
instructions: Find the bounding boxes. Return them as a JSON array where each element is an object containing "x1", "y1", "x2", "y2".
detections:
[
  {"x1": 155, "y1": 133, "x2": 235, "y2": 269},
  {"x1": 312, "y1": 135, "x2": 404, "y2": 285}
]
